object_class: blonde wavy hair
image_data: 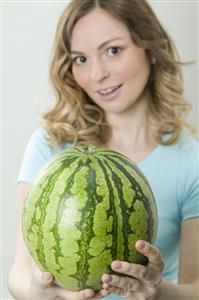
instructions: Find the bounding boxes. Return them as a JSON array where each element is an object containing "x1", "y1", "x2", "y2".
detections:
[{"x1": 42, "y1": 0, "x2": 194, "y2": 147}]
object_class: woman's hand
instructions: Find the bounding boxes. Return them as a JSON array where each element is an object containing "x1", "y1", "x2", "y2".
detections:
[
  {"x1": 26, "y1": 263, "x2": 102, "y2": 300},
  {"x1": 101, "y1": 240, "x2": 164, "y2": 300}
]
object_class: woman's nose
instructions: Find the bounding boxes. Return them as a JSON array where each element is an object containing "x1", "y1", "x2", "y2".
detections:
[{"x1": 90, "y1": 59, "x2": 110, "y2": 82}]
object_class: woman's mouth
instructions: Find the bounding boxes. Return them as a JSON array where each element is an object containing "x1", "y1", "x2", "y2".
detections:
[{"x1": 97, "y1": 84, "x2": 123, "y2": 100}]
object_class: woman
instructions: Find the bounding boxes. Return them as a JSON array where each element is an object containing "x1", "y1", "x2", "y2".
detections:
[{"x1": 8, "y1": 0, "x2": 199, "y2": 299}]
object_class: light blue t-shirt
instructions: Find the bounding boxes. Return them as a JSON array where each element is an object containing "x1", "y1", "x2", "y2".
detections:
[{"x1": 18, "y1": 128, "x2": 199, "y2": 300}]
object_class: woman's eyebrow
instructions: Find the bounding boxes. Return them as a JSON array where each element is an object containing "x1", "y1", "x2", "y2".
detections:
[{"x1": 70, "y1": 37, "x2": 125, "y2": 55}]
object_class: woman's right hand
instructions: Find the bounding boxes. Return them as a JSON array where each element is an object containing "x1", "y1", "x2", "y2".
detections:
[{"x1": 26, "y1": 263, "x2": 99, "y2": 300}]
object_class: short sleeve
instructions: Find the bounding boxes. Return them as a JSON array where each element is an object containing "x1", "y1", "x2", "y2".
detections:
[
  {"x1": 180, "y1": 142, "x2": 199, "y2": 222},
  {"x1": 17, "y1": 128, "x2": 54, "y2": 183}
]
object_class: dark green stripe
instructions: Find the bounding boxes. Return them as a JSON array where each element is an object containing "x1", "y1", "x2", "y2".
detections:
[
  {"x1": 74, "y1": 157, "x2": 97, "y2": 289},
  {"x1": 43, "y1": 156, "x2": 87, "y2": 275},
  {"x1": 102, "y1": 158, "x2": 130, "y2": 260},
  {"x1": 25, "y1": 164, "x2": 66, "y2": 269},
  {"x1": 96, "y1": 158, "x2": 119, "y2": 261},
  {"x1": 103, "y1": 155, "x2": 155, "y2": 241}
]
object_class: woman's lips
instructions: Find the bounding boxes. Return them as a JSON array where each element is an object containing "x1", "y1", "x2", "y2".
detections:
[{"x1": 97, "y1": 84, "x2": 123, "y2": 100}]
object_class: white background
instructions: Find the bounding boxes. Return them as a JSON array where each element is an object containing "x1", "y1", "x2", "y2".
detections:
[{"x1": 1, "y1": 1, "x2": 198, "y2": 298}]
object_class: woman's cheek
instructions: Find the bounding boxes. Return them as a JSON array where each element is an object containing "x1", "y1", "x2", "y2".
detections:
[
  {"x1": 72, "y1": 67, "x2": 79, "y2": 84},
  {"x1": 72, "y1": 67, "x2": 87, "y2": 89}
]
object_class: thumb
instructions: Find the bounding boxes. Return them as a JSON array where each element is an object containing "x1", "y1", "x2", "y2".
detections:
[{"x1": 38, "y1": 271, "x2": 53, "y2": 289}]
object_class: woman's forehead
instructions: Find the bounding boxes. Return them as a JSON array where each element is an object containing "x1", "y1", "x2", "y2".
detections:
[{"x1": 70, "y1": 9, "x2": 130, "y2": 51}]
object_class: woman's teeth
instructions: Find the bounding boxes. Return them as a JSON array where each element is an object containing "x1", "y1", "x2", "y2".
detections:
[{"x1": 98, "y1": 85, "x2": 121, "y2": 95}]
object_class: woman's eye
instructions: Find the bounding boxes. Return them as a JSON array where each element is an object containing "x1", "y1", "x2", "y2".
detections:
[
  {"x1": 107, "y1": 47, "x2": 122, "y2": 56},
  {"x1": 73, "y1": 56, "x2": 86, "y2": 65}
]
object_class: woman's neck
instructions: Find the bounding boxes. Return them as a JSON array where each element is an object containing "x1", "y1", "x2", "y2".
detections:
[{"x1": 104, "y1": 103, "x2": 157, "y2": 162}]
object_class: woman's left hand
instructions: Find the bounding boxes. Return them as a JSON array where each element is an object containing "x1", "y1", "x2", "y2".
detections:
[{"x1": 101, "y1": 240, "x2": 164, "y2": 300}]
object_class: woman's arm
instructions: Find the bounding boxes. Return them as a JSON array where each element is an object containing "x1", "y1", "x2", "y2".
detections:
[
  {"x1": 179, "y1": 218, "x2": 199, "y2": 284},
  {"x1": 8, "y1": 182, "x2": 33, "y2": 298},
  {"x1": 155, "y1": 217, "x2": 199, "y2": 300}
]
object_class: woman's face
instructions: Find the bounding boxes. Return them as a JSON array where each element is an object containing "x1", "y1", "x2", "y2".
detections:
[{"x1": 71, "y1": 8, "x2": 151, "y2": 114}]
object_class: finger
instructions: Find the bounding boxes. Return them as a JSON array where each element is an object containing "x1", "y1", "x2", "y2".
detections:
[
  {"x1": 102, "y1": 274, "x2": 140, "y2": 292},
  {"x1": 87, "y1": 289, "x2": 110, "y2": 299},
  {"x1": 97, "y1": 289, "x2": 111, "y2": 297},
  {"x1": 57, "y1": 287, "x2": 95, "y2": 300},
  {"x1": 110, "y1": 260, "x2": 160, "y2": 283},
  {"x1": 33, "y1": 267, "x2": 53, "y2": 289},
  {"x1": 135, "y1": 240, "x2": 164, "y2": 272},
  {"x1": 111, "y1": 260, "x2": 147, "y2": 279},
  {"x1": 41, "y1": 272, "x2": 54, "y2": 288},
  {"x1": 102, "y1": 285, "x2": 134, "y2": 298},
  {"x1": 107, "y1": 286, "x2": 124, "y2": 296}
]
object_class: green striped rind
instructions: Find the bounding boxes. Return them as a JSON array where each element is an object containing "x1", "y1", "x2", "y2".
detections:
[{"x1": 22, "y1": 145, "x2": 158, "y2": 291}]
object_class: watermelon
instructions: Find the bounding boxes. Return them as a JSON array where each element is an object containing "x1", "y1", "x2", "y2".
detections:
[{"x1": 22, "y1": 145, "x2": 158, "y2": 291}]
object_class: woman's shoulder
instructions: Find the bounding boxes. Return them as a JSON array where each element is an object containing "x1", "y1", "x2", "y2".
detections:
[
  {"x1": 175, "y1": 132, "x2": 199, "y2": 220},
  {"x1": 153, "y1": 131, "x2": 199, "y2": 175},
  {"x1": 17, "y1": 127, "x2": 72, "y2": 183},
  {"x1": 174, "y1": 131, "x2": 199, "y2": 161},
  {"x1": 28, "y1": 127, "x2": 72, "y2": 154},
  {"x1": 30, "y1": 126, "x2": 48, "y2": 140},
  {"x1": 163, "y1": 131, "x2": 199, "y2": 160},
  {"x1": 170, "y1": 132, "x2": 199, "y2": 190}
]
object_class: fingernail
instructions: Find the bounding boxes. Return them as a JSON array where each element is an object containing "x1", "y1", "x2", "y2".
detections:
[
  {"x1": 80, "y1": 291, "x2": 94, "y2": 299},
  {"x1": 103, "y1": 283, "x2": 109, "y2": 289},
  {"x1": 106, "y1": 275, "x2": 112, "y2": 282},
  {"x1": 112, "y1": 260, "x2": 122, "y2": 269},
  {"x1": 136, "y1": 240, "x2": 146, "y2": 250},
  {"x1": 102, "y1": 274, "x2": 112, "y2": 283},
  {"x1": 80, "y1": 293, "x2": 87, "y2": 300},
  {"x1": 43, "y1": 272, "x2": 51, "y2": 280}
]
